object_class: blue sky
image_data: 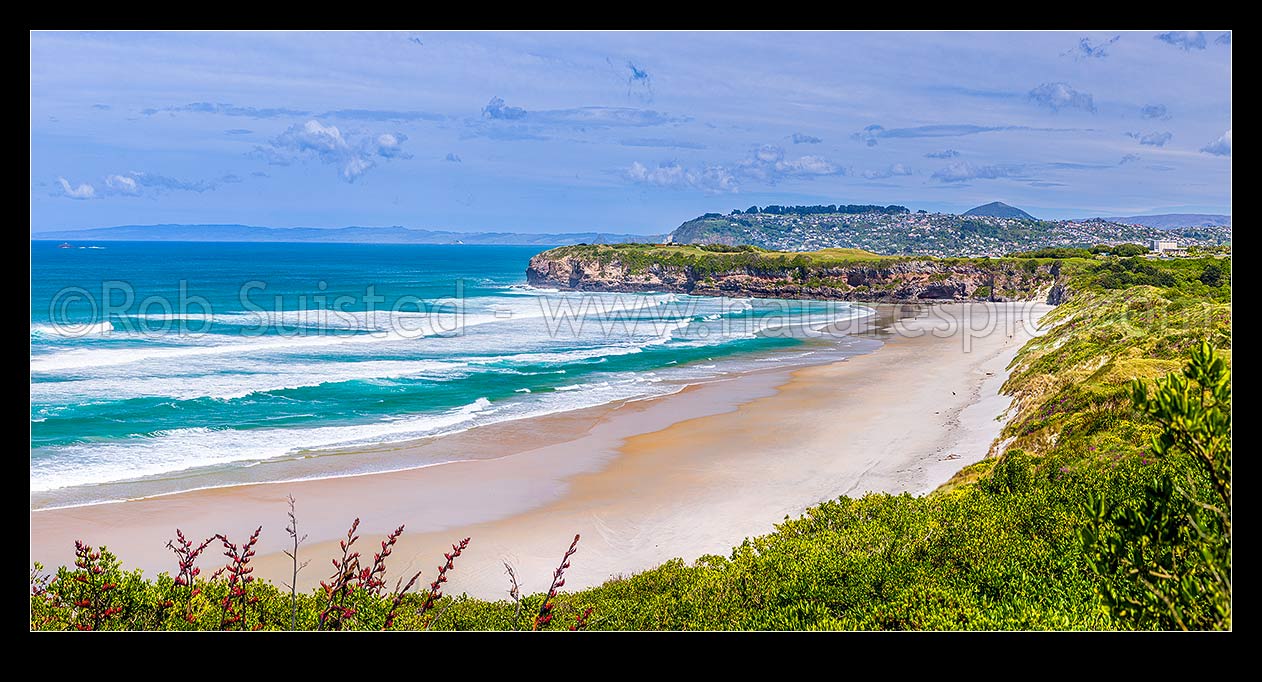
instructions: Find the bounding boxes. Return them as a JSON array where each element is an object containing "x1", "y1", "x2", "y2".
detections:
[{"x1": 30, "y1": 30, "x2": 1232, "y2": 234}]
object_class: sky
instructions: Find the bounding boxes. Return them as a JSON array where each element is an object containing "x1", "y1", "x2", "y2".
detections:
[{"x1": 30, "y1": 30, "x2": 1232, "y2": 234}]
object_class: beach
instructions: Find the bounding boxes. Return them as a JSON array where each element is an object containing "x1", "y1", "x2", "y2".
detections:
[{"x1": 30, "y1": 301, "x2": 1049, "y2": 600}]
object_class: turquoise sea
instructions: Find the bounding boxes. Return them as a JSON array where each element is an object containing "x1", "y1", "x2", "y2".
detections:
[{"x1": 31, "y1": 241, "x2": 875, "y2": 506}]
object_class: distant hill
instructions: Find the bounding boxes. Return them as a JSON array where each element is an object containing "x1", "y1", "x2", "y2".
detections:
[
  {"x1": 1099, "y1": 214, "x2": 1231, "y2": 230},
  {"x1": 962, "y1": 202, "x2": 1036, "y2": 220},
  {"x1": 31, "y1": 224, "x2": 664, "y2": 246},
  {"x1": 664, "y1": 206, "x2": 1231, "y2": 257}
]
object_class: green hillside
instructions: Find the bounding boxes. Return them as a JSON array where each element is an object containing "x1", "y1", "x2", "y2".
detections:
[{"x1": 665, "y1": 206, "x2": 1231, "y2": 257}]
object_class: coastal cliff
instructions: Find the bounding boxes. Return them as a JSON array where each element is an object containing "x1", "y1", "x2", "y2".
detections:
[{"x1": 526, "y1": 244, "x2": 1071, "y2": 303}]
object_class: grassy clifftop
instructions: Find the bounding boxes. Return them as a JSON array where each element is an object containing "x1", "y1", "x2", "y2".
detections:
[{"x1": 540, "y1": 242, "x2": 898, "y2": 271}]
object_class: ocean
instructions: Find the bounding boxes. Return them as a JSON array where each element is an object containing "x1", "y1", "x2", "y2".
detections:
[{"x1": 31, "y1": 241, "x2": 876, "y2": 507}]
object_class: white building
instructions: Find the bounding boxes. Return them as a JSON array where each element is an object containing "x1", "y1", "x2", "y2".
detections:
[{"x1": 1151, "y1": 239, "x2": 1180, "y2": 253}]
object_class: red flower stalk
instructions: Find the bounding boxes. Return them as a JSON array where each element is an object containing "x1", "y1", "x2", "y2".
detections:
[
  {"x1": 215, "y1": 526, "x2": 262, "y2": 631},
  {"x1": 359, "y1": 524, "x2": 405, "y2": 597},
  {"x1": 163, "y1": 528, "x2": 214, "y2": 625},
  {"x1": 318, "y1": 518, "x2": 362, "y2": 630},
  {"x1": 417, "y1": 537, "x2": 470, "y2": 626},
  {"x1": 29, "y1": 566, "x2": 66, "y2": 631},
  {"x1": 382, "y1": 569, "x2": 424, "y2": 630},
  {"x1": 321, "y1": 520, "x2": 439, "y2": 630},
  {"x1": 30, "y1": 566, "x2": 51, "y2": 598},
  {"x1": 67, "y1": 540, "x2": 122, "y2": 631},
  {"x1": 570, "y1": 607, "x2": 595, "y2": 631},
  {"x1": 533, "y1": 534, "x2": 580, "y2": 631}
]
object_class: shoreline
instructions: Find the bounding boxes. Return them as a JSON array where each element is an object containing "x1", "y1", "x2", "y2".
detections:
[
  {"x1": 30, "y1": 305, "x2": 885, "y2": 512},
  {"x1": 30, "y1": 301, "x2": 1049, "y2": 600}
]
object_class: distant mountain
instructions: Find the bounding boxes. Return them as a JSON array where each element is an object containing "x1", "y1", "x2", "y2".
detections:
[
  {"x1": 962, "y1": 202, "x2": 1036, "y2": 220},
  {"x1": 1098, "y1": 214, "x2": 1231, "y2": 230},
  {"x1": 31, "y1": 224, "x2": 664, "y2": 246}
]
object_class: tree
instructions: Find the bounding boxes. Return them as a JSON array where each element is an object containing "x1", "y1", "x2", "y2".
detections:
[
  {"x1": 1199, "y1": 263, "x2": 1224, "y2": 287},
  {"x1": 1112, "y1": 243, "x2": 1150, "y2": 257},
  {"x1": 1081, "y1": 342, "x2": 1231, "y2": 630}
]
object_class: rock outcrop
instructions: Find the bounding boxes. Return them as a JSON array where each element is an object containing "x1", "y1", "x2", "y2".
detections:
[{"x1": 526, "y1": 248, "x2": 1070, "y2": 304}]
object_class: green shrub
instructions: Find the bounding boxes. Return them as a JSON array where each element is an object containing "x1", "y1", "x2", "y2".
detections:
[
  {"x1": 1012, "y1": 247, "x2": 1094, "y2": 259},
  {"x1": 983, "y1": 448, "x2": 1035, "y2": 494}
]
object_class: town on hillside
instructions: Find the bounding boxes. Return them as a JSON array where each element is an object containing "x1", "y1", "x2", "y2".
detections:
[{"x1": 664, "y1": 202, "x2": 1231, "y2": 258}]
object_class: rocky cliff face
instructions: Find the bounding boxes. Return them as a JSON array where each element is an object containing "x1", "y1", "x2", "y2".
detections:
[{"x1": 526, "y1": 251, "x2": 1067, "y2": 303}]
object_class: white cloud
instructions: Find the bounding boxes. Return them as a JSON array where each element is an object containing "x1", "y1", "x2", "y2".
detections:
[
  {"x1": 56, "y1": 177, "x2": 95, "y2": 199},
  {"x1": 342, "y1": 156, "x2": 375, "y2": 181},
  {"x1": 862, "y1": 163, "x2": 913, "y2": 180},
  {"x1": 626, "y1": 143, "x2": 843, "y2": 194},
  {"x1": 1156, "y1": 31, "x2": 1207, "y2": 51},
  {"x1": 265, "y1": 120, "x2": 406, "y2": 183},
  {"x1": 276, "y1": 120, "x2": 350, "y2": 158},
  {"x1": 105, "y1": 174, "x2": 139, "y2": 194},
  {"x1": 777, "y1": 155, "x2": 838, "y2": 175},
  {"x1": 1028, "y1": 82, "x2": 1096, "y2": 113},
  {"x1": 737, "y1": 145, "x2": 843, "y2": 182},
  {"x1": 100, "y1": 170, "x2": 219, "y2": 195},
  {"x1": 1201, "y1": 130, "x2": 1231, "y2": 157},
  {"x1": 374, "y1": 133, "x2": 411, "y2": 159},
  {"x1": 931, "y1": 162, "x2": 1024, "y2": 183},
  {"x1": 626, "y1": 161, "x2": 738, "y2": 193},
  {"x1": 1127, "y1": 131, "x2": 1173, "y2": 147},
  {"x1": 754, "y1": 145, "x2": 782, "y2": 163}
]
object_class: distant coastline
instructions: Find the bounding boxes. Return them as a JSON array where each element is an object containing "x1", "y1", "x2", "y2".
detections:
[
  {"x1": 31, "y1": 225, "x2": 664, "y2": 246},
  {"x1": 29, "y1": 207, "x2": 1230, "y2": 251}
]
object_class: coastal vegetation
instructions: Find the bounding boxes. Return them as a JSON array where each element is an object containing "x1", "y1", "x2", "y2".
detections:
[
  {"x1": 547, "y1": 242, "x2": 897, "y2": 270},
  {"x1": 30, "y1": 255, "x2": 1230, "y2": 630},
  {"x1": 1010, "y1": 244, "x2": 1152, "y2": 259}
]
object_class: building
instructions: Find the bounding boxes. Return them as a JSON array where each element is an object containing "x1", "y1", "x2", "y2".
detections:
[{"x1": 1151, "y1": 239, "x2": 1180, "y2": 254}]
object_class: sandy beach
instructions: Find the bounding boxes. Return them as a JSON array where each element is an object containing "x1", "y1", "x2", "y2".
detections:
[{"x1": 30, "y1": 301, "x2": 1049, "y2": 600}]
